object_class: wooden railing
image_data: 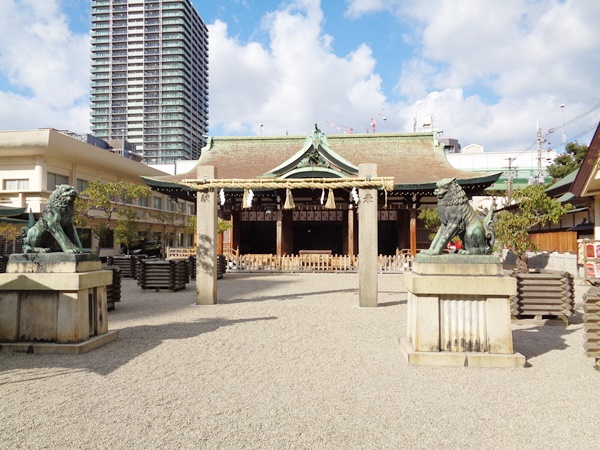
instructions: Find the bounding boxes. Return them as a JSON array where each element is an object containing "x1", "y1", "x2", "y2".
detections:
[
  {"x1": 225, "y1": 252, "x2": 413, "y2": 273},
  {"x1": 166, "y1": 248, "x2": 414, "y2": 273}
]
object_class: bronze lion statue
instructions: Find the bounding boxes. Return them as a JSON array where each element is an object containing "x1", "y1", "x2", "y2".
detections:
[
  {"x1": 421, "y1": 177, "x2": 494, "y2": 255},
  {"x1": 22, "y1": 185, "x2": 89, "y2": 254}
]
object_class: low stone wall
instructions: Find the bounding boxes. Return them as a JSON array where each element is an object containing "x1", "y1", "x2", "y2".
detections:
[{"x1": 503, "y1": 250, "x2": 578, "y2": 276}]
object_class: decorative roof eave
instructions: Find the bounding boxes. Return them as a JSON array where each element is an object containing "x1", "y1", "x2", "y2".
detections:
[
  {"x1": 0, "y1": 205, "x2": 27, "y2": 217},
  {"x1": 394, "y1": 172, "x2": 502, "y2": 192},
  {"x1": 142, "y1": 172, "x2": 501, "y2": 201},
  {"x1": 281, "y1": 167, "x2": 349, "y2": 179},
  {"x1": 262, "y1": 126, "x2": 359, "y2": 178},
  {"x1": 140, "y1": 176, "x2": 197, "y2": 200},
  {"x1": 0, "y1": 217, "x2": 28, "y2": 224}
]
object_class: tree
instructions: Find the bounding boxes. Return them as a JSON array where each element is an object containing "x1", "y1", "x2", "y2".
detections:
[
  {"x1": 75, "y1": 180, "x2": 151, "y2": 253},
  {"x1": 148, "y1": 210, "x2": 181, "y2": 251},
  {"x1": 546, "y1": 142, "x2": 588, "y2": 181},
  {"x1": 417, "y1": 208, "x2": 464, "y2": 247},
  {"x1": 0, "y1": 224, "x2": 23, "y2": 254},
  {"x1": 418, "y1": 208, "x2": 441, "y2": 241},
  {"x1": 218, "y1": 218, "x2": 232, "y2": 234},
  {"x1": 495, "y1": 183, "x2": 572, "y2": 273},
  {"x1": 114, "y1": 208, "x2": 141, "y2": 254}
]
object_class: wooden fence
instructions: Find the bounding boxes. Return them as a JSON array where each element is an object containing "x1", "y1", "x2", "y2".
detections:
[
  {"x1": 166, "y1": 247, "x2": 414, "y2": 273},
  {"x1": 529, "y1": 231, "x2": 578, "y2": 254},
  {"x1": 225, "y1": 252, "x2": 413, "y2": 273}
]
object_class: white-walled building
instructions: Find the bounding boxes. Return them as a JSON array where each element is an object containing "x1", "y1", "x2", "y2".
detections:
[
  {"x1": 0, "y1": 128, "x2": 196, "y2": 256},
  {"x1": 446, "y1": 143, "x2": 556, "y2": 191}
]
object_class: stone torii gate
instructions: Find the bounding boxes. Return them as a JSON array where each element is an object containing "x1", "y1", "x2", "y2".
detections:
[{"x1": 179, "y1": 164, "x2": 393, "y2": 307}]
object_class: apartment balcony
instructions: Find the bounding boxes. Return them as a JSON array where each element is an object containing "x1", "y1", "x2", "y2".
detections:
[
  {"x1": 91, "y1": 7, "x2": 109, "y2": 15},
  {"x1": 92, "y1": 19, "x2": 110, "y2": 27}
]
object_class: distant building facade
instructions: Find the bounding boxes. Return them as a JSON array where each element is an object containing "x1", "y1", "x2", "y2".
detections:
[
  {"x1": 445, "y1": 143, "x2": 556, "y2": 191},
  {"x1": 0, "y1": 129, "x2": 196, "y2": 256},
  {"x1": 439, "y1": 138, "x2": 461, "y2": 154},
  {"x1": 90, "y1": 0, "x2": 209, "y2": 165}
]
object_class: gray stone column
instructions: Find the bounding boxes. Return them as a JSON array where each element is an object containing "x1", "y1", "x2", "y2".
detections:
[
  {"x1": 196, "y1": 165, "x2": 218, "y2": 305},
  {"x1": 358, "y1": 163, "x2": 378, "y2": 307}
]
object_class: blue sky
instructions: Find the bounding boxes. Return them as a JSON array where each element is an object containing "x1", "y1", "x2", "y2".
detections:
[{"x1": 1, "y1": 0, "x2": 599, "y2": 153}]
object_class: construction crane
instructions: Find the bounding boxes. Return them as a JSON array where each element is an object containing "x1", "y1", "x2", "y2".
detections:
[
  {"x1": 370, "y1": 108, "x2": 385, "y2": 132},
  {"x1": 326, "y1": 121, "x2": 353, "y2": 134}
]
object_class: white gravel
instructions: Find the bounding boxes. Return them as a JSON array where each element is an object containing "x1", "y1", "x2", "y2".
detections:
[{"x1": 1, "y1": 273, "x2": 599, "y2": 449}]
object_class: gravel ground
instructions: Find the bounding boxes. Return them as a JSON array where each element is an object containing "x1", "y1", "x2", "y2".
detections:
[{"x1": 1, "y1": 273, "x2": 599, "y2": 449}]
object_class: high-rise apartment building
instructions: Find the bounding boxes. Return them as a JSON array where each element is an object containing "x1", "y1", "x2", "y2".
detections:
[{"x1": 90, "y1": 0, "x2": 208, "y2": 164}]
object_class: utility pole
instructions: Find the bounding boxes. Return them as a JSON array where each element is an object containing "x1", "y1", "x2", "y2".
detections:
[
  {"x1": 505, "y1": 157, "x2": 516, "y2": 202},
  {"x1": 561, "y1": 103, "x2": 566, "y2": 153},
  {"x1": 536, "y1": 127, "x2": 543, "y2": 184}
]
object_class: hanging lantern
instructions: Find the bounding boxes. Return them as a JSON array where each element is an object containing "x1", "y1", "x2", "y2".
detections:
[
  {"x1": 325, "y1": 188, "x2": 336, "y2": 209},
  {"x1": 283, "y1": 188, "x2": 295, "y2": 210}
]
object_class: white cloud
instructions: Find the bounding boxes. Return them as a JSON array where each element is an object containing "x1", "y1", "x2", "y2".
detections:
[
  {"x1": 2, "y1": 0, "x2": 598, "y2": 154},
  {"x1": 0, "y1": 0, "x2": 90, "y2": 131},
  {"x1": 346, "y1": 0, "x2": 600, "y2": 150},
  {"x1": 209, "y1": 0, "x2": 387, "y2": 136},
  {"x1": 344, "y1": 0, "x2": 388, "y2": 19}
]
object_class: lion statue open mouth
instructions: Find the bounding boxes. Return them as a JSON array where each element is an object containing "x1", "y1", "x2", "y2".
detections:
[
  {"x1": 420, "y1": 177, "x2": 494, "y2": 256},
  {"x1": 22, "y1": 184, "x2": 90, "y2": 254}
]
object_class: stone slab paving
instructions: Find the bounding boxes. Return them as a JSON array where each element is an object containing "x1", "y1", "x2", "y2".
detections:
[{"x1": 0, "y1": 273, "x2": 598, "y2": 449}]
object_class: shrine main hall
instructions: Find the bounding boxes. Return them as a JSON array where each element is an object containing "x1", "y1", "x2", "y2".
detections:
[{"x1": 143, "y1": 127, "x2": 499, "y2": 258}]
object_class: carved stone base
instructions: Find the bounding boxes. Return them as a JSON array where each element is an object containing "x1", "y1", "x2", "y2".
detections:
[
  {"x1": 402, "y1": 258, "x2": 525, "y2": 368},
  {"x1": 400, "y1": 338, "x2": 525, "y2": 368},
  {"x1": 7, "y1": 253, "x2": 101, "y2": 273},
  {"x1": 0, "y1": 255, "x2": 114, "y2": 352},
  {"x1": 0, "y1": 331, "x2": 118, "y2": 354}
]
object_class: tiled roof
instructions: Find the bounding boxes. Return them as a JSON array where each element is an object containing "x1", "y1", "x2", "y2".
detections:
[{"x1": 144, "y1": 131, "x2": 500, "y2": 192}]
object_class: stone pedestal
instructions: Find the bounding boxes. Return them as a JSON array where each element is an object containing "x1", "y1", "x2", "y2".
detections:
[
  {"x1": 400, "y1": 254, "x2": 525, "y2": 368},
  {"x1": 0, "y1": 254, "x2": 117, "y2": 354}
]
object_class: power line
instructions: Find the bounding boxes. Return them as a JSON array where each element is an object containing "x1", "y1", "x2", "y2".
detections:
[
  {"x1": 568, "y1": 121, "x2": 599, "y2": 143},
  {"x1": 516, "y1": 102, "x2": 600, "y2": 155},
  {"x1": 548, "y1": 101, "x2": 600, "y2": 131}
]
